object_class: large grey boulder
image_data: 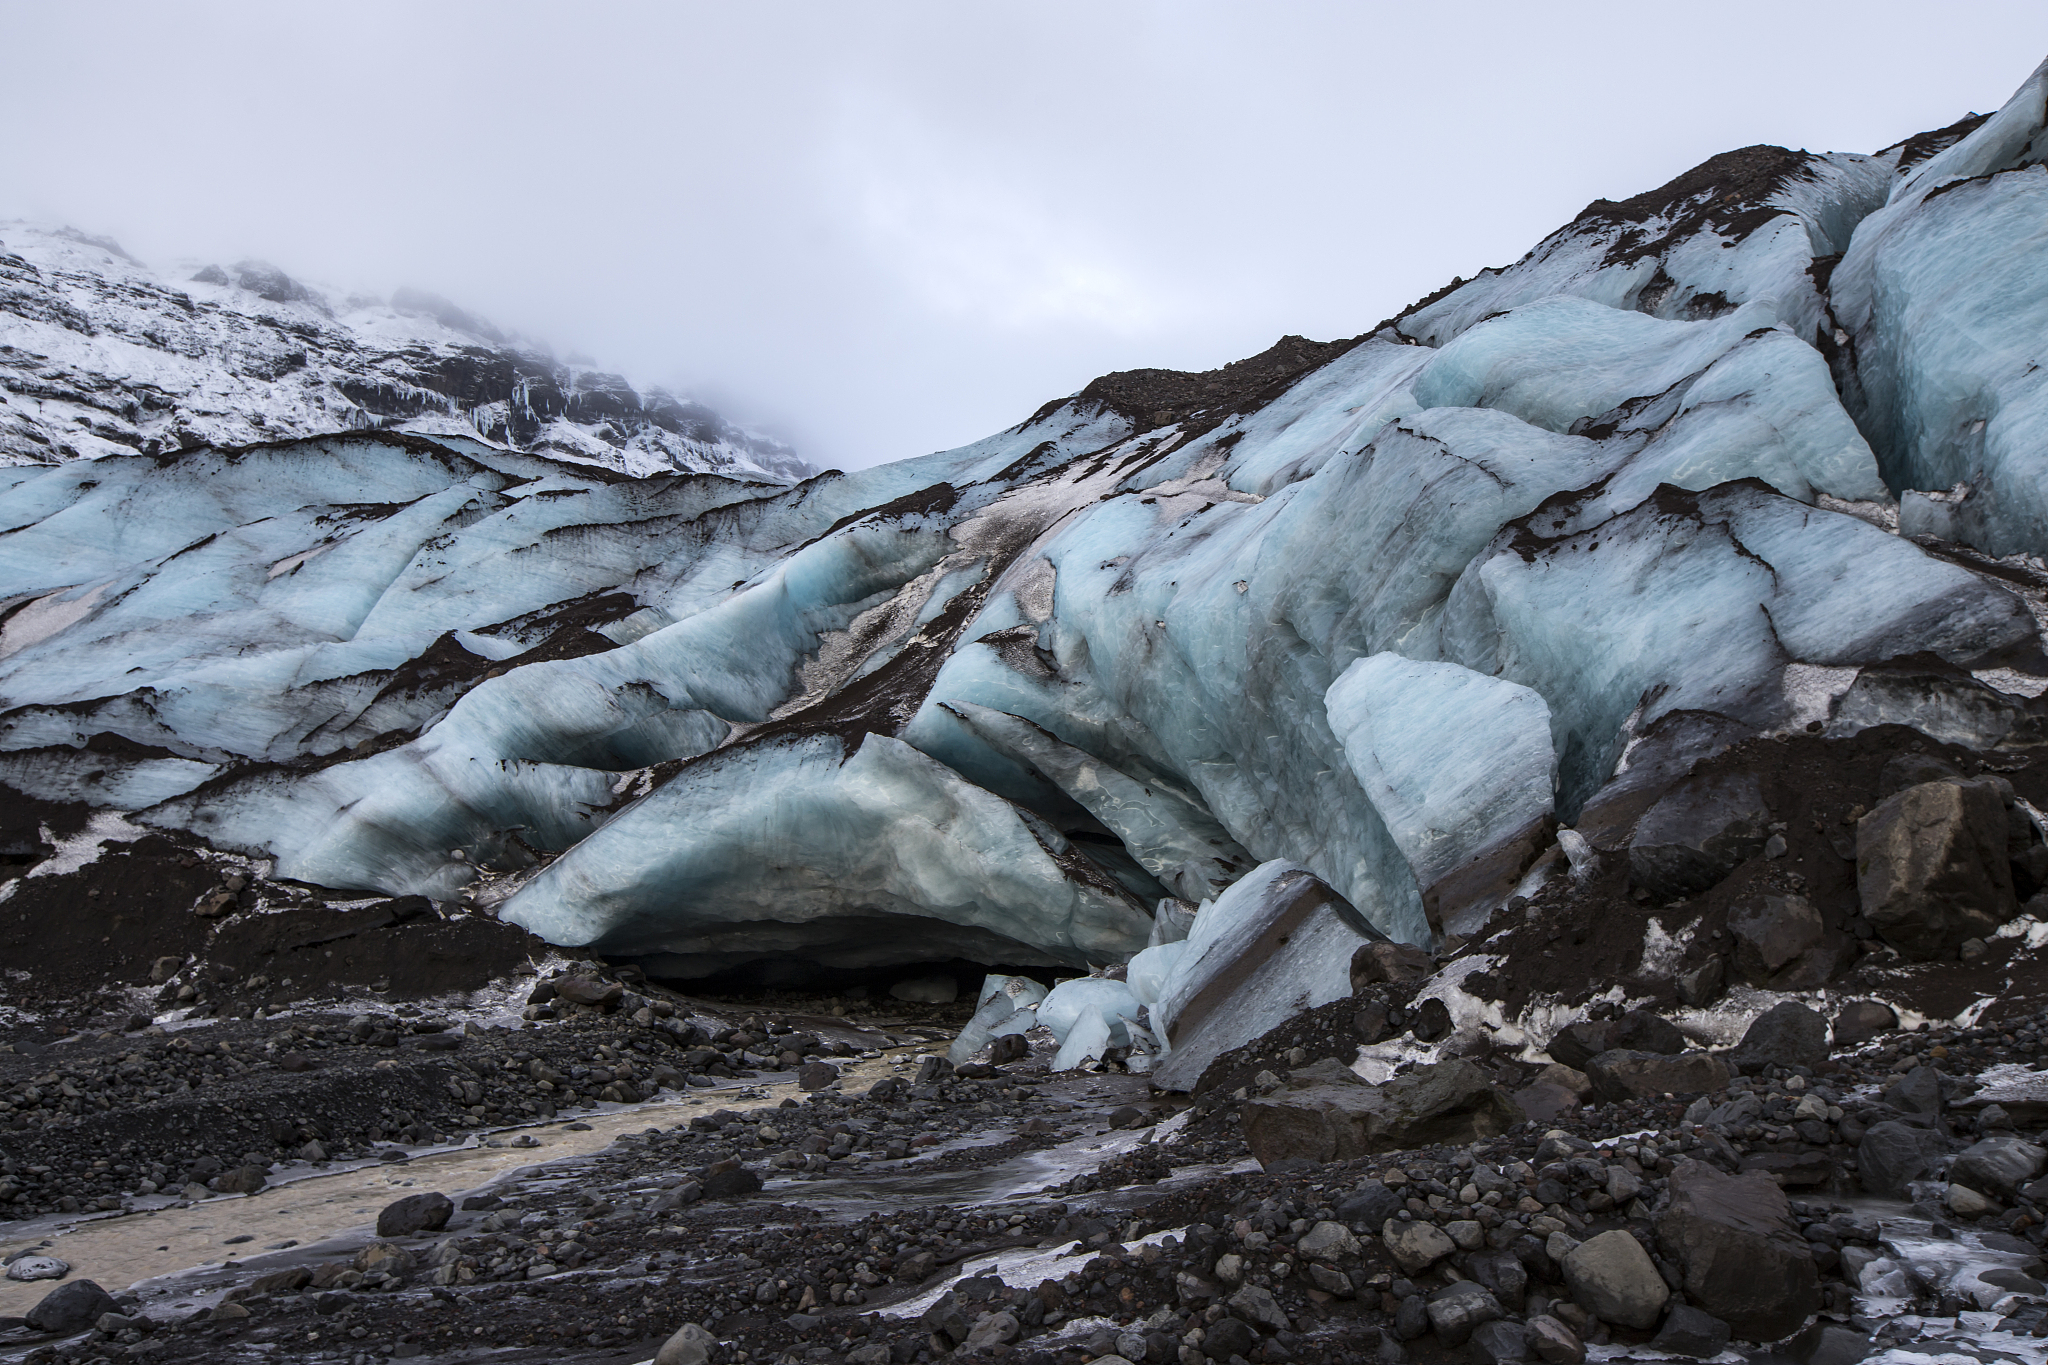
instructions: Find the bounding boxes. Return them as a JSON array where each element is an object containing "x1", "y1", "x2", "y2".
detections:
[
  {"x1": 654, "y1": 1322, "x2": 717, "y2": 1365},
  {"x1": 1239, "y1": 1059, "x2": 1520, "y2": 1166},
  {"x1": 1655, "y1": 1160, "x2": 1821, "y2": 1340},
  {"x1": 1831, "y1": 1000, "x2": 1898, "y2": 1048},
  {"x1": 1382, "y1": 1219, "x2": 1457, "y2": 1274},
  {"x1": 25, "y1": 1279, "x2": 118, "y2": 1333},
  {"x1": 1951, "y1": 1136, "x2": 2048, "y2": 1198},
  {"x1": 1858, "y1": 1120, "x2": 1950, "y2": 1197},
  {"x1": 1857, "y1": 778, "x2": 2018, "y2": 958},
  {"x1": 1728, "y1": 894, "x2": 1828, "y2": 985},
  {"x1": 1728, "y1": 1001, "x2": 1829, "y2": 1075},
  {"x1": 1629, "y1": 772, "x2": 1771, "y2": 899},
  {"x1": 376, "y1": 1191, "x2": 453, "y2": 1238},
  {"x1": 1425, "y1": 1280, "x2": 1503, "y2": 1346},
  {"x1": 1584, "y1": 1049, "x2": 1729, "y2": 1102},
  {"x1": 1561, "y1": 1230, "x2": 1669, "y2": 1329}
]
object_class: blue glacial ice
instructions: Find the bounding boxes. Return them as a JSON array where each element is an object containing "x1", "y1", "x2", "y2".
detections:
[{"x1": 4, "y1": 61, "x2": 2048, "y2": 989}]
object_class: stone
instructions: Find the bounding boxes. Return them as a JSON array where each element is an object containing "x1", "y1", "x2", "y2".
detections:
[
  {"x1": 1351, "y1": 940, "x2": 1435, "y2": 988},
  {"x1": 1879, "y1": 751, "x2": 1961, "y2": 797},
  {"x1": 920, "y1": 1291, "x2": 968, "y2": 1346},
  {"x1": 1394, "y1": 1294, "x2": 1429, "y2": 1340},
  {"x1": 1883, "y1": 1064, "x2": 1945, "y2": 1116},
  {"x1": 1584, "y1": 1049, "x2": 1729, "y2": 1102},
  {"x1": 1947, "y1": 1183, "x2": 1999, "y2": 1218},
  {"x1": 988, "y1": 1032, "x2": 1029, "y2": 1065},
  {"x1": 1739, "y1": 1150, "x2": 1835, "y2": 1187},
  {"x1": 4, "y1": 1255, "x2": 68, "y2": 1282},
  {"x1": 963, "y1": 1310, "x2": 1020, "y2": 1350},
  {"x1": 1239, "y1": 1059, "x2": 1519, "y2": 1165},
  {"x1": 1545, "y1": 1021, "x2": 1612, "y2": 1071},
  {"x1": 1467, "y1": 1248, "x2": 1529, "y2": 1311},
  {"x1": 654, "y1": 1322, "x2": 717, "y2": 1365},
  {"x1": 1202, "y1": 1317, "x2": 1258, "y2": 1360},
  {"x1": 1425, "y1": 1280, "x2": 1502, "y2": 1347},
  {"x1": 700, "y1": 1163, "x2": 763, "y2": 1198},
  {"x1": 1448, "y1": 1219, "x2": 1486, "y2": 1250},
  {"x1": 1652, "y1": 1304, "x2": 1731, "y2": 1359},
  {"x1": 1297, "y1": 1221, "x2": 1360, "y2": 1259},
  {"x1": 1629, "y1": 771, "x2": 1771, "y2": 899},
  {"x1": 1608, "y1": 1010, "x2": 1686, "y2": 1055},
  {"x1": 796, "y1": 1061, "x2": 840, "y2": 1091},
  {"x1": 24, "y1": 1279, "x2": 117, "y2": 1333},
  {"x1": 1469, "y1": 1319, "x2": 1530, "y2": 1363},
  {"x1": 1728, "y1": 1001, "x2": 1829, "y2": 1075},
  {"x1": 1527, "y1": 1314, "x2": 1585, "y2": 1365},
  {"x1": 1562, "y1": 1230, "x2": 1669, "y2": 1329},
  {"x1": 215, "y1": 1163, "x2": 268, "y2": 1194},
  {"x1": 552, "y1": 976, "x2": 625, "y2": 1007},
  {"x1": 1675, "y1": 957, "x2": 1725, "y2": 1007},
  {"x1": 1335, "y1": 1179, "x2": 1402, "y2": 1228},
  {"x1": 1831, "y1": 1000, "x2": 1898, "y2": 1048},
  {"x1": 1228, "y1": 1283, "x2": 1290, "y2": 1331},
  {"x1": 1952, "y1": 1135, "x2": 2048, "y2": 1197},
  {"x1": 1729, "y1": 894, "x2": 1824, "y2": 982},
  {"x1": 1858, "y1": 1120, "x2": 1949, "y2": 1196},
  {"x1": 1857, "y1": 778, "x2": 2018, "y2": 959},
  {"x1": 376, "y1": 1191, "x2": 454, "y2": 1238},
  {"x1": 1655, "y1": 1160, "x2": 1822, "y2": 1340},
  {"x1": 1382, "y1": 1218, "x2": 1457, "y2": 1273},
  {"x1": 1515, "y1": 1080, "x2": 1584, "y2": 1125}
]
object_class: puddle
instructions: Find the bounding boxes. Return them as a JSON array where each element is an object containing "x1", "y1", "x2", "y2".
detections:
[{"x1": 0, "y1": 1050, "x2": 917, "y2": 1318}]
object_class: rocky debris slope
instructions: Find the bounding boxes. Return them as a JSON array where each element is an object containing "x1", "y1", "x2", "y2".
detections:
[{"x1": 0, "y1": 224, "x2": 812, "y2": 482}]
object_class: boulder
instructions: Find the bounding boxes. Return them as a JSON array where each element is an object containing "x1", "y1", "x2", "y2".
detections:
[
  {"x1": 1583, "y1": 1049, "x2": 1729, "y2": 1102},
  {"x1": 1857, "y1": 779, "x2": 2018, "y2": 959},
  {"x1": 553, "y1": 976, "x2": 625, "y2": 1007},
  {"x1": 1562, "y1": 1230, "x2": 1669, "y2": 1329},
  {"x1": 1351, "y1": 940, "x2": 1434, "y2": 988},
  {"x1": 215, "y1": 1163, "x2": 269, "y2": 1194},
  {"x1": 1546, "y1": 1021, "x2": 1613, "y2": 1071},
  {"x1": 3, "y1": 1255, "x2": 68, "y2": 1282},
  {"x1": 1335, "y1": 1180, "x2": 1402, "y2": 1228},
  {"x1": 1202, "y1": 1317, "x2": 1257, "y2": 1361},
  {"x1": 1382, "y1": 1219, "x2": 1457, "y2": 1274},
  {"x1": 1527, "y1": 1315, "x2": 1585, "y2": 1365},
  {"x1": 1470, "y1": 1318, "x2": 1531, "y2": 1363},
  {"x1": 654, "y1": 1322, "x2": 717, "y2": 1365},
  {"x1": 1858, "y1": 1120, "x2": 1950, "y2": 1197},
  {"x1": 376, "y1": 1191, "x2": 453, "y2": 1238},
  {"x1": 25, "y1": 1279, "x2": 118, "y2": 1333},
  {"x1": 1239, "y1": 1060, "x2": 1518, "y2": 1166},
  {"x1": 1297, "y1": 1221, "x2": 1360, "y2": 1259},
  {"x1": 1951, "y1": 1136, "x2": 2047, "y2": 1198},
  {"x1": 1607, "y1": 1010, "x2": 1686, "y2": 1055},
  {"x1": 1883, "y1": 1064, "x2": 1946, "y2": 1117},
  {"x1": 699, "y1": 1162, "x2": 762, "y2": 1198},
  {"x1": 1728, "y1": 894, "x2": 1824, "y2": 983},
  {"x1": 796, "y1": 1061, "x2": 840, "y2": 1091},
  {"x1": 1629, "y1": 771, "x2": 1771, "y2": 899},
  {"x1": 1675, "y1": 957, "x2": 1726, "y2": 1007},
  {"x1": 1467, "y1": 1248, "x2": 1529, "y2": 1311},
  {"x1": 1727, "y1": 1001, "x2": 1829, "y2": 1075},
  {"x1": 1655, "y1": 1160, "x2": 1822, "y2": 1340},
  {"x1": 1515, "y1": 1080, "x2": 1584, "y2": 1125},
  {"x1": 1425, "y1": 1280, "x2": 1502, "y2": 1346},
  {"x1": 1831, "y1": 1000, "x2": 1898, "y2": 1049},
  {"x1": 1652, "y1": 1305, "x2": 1732, "y2": 1359}
]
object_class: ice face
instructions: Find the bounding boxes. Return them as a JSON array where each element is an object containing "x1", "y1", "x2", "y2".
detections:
[
  {"x1": 1829, "y1": 58, "x2": 2048, "y2": 557},
  {"x1": 1146, "y1": 862, "x2": 1381, "y2": 1091},
  {"x1": 4, "y1": 68, "x2": 2047, "y2": 978},
  {"x1": 1325, "y1": 655, "x2": 1555, "y2": 892}
]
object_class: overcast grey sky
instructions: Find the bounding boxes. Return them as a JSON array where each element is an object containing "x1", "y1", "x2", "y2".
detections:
[{"x1": 5, "y1": 3, "x2": 2045, "y2": 470}]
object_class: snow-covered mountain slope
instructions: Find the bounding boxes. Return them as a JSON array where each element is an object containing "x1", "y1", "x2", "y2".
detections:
[
  {"x1": 5, "y1": 59, "x2": 2048, "y2": 981},
  {"x1": 0, "y1": 224, "x2": 813, "y2": 482}
]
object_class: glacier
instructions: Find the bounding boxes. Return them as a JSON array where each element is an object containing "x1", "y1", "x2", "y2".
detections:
[{"x1": 4, "y1": 58, "x2": 2048, "y2": 989}]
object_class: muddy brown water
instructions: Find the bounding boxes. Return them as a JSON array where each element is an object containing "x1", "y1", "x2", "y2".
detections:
[{"x1": 1, "y1": 1050, "x2": 923, "y2": 1319}]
